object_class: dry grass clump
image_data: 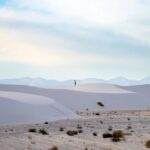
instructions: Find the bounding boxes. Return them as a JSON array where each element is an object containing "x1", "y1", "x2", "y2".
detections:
[
  {"x1": 112, "y1": 130, "x2": 124, "y2": 142},
  {"x1": 95, "y1": 113, "x2": 100, "y2": 116},
  {"x1": 108, "y1": 126, "x2": 113, "y2": 131},
  {"x1": 49, "y1": 146, "x2": 59, "y2": 150},
  {"x1": 78, "y1": 129, "x2": 83, "y2": 133},
  {"x1": 39, "y1": 129, "x2": 48, "y2": 135},
  {"x1": 102, "y1": 133, "x2": 112, "y2": 138},
  {"x1": 59, "y1": 127, "x2": 64, "y2": 132},
  {"x1": 28, "y1": 128, "x2": 36, "y2": 133},
  {"x1": 145, "y1": 141, "x2": 150, "y2": 148},
  {"x1": 102, "y1": 130, "x2": 124, "y2": 142},
  {"x1": 77, "y1": 124, "x2": 82, "y2": 129},
  {"x1": 93, "y1": 132, "x2": 97, "y2": 136},
  {"x1": 66, "y1": 130, "x2": 78, "y2": 136}
]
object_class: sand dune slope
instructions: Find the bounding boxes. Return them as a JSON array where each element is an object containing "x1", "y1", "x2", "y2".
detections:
[
  {"x1": 0, "y1": 90, "x2": 76, "y2": 124},
  {"x1": 0, "y1": 84, "x2": 150, "y2": 113},
  {"x1": 55, "y1": 83, "x2": 133, "y2": 93}
]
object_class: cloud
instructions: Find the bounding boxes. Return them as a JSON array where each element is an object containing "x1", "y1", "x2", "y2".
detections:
[
  {"x1": 0, "y1": 0, "x2": 150, "y2": 79},
  {"x1": 1, "y1": 0, "x2": 149, "y2": 46},
  {"x1": 11, "y1": 0, "x2": 140, "y2": 27},
  {"x1": 0, "y1": 25, "x2": 139, "y2": 67}
]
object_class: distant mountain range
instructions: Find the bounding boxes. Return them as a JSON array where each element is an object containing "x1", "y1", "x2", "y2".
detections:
[{"x1": 0, "y1": 76, "x2": 150, "y2": 87}]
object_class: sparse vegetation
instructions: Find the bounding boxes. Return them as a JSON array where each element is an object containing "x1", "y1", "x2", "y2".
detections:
[
  {"x1": 66, "y1": 130, "x2": 78, "y2": 136},
  {"x1": 97, "y1": 101, "x2": 104, "y2": 107},
  {"x1": 44, "y1": 122, "x2": 48, "y2": 124},
  {"x1": 28, "y1": 128, "x2": 36, "y2": 133},
  {"x1": 77, "y1": 124, "x2": 82, "y2": 129},
  {"x1": 127, "y1": 125, "x2": 132, "y2": 130},
  {"x1": 49, "y1": 146, "x2": 59, "y2": 150},
  {"x1": 39, "y1": 129, "x2": 48, "y2": 135},
  {"x1": 78, "y1": 129, "x2": 83, "y2": 133},
  {"x1": 102, "y1": 130, "x2": 124, "y2": 142},
  {"x1": 112, "y1": 130, "x2": 124, "y2": 142},
  {"x1": 93, "y1": 132, "x2": 97, "y2": 136},
  {"x1": 59, "y1": 127, "x2": 64, "y2": 132},
  {"x1": 102, "y1": 132, "x2": 112, "y2": 138},
  {"x1": 127, "y1": 118, "x2": 131, "y2": 121},
  {"x1": 108, "y1": 126, "x2": 112, "y2": 131},
  {"x1": 145, "y1": 141, "x2": 150, "y2": 148},
  {"x1": 100, "y1": 121, "x2": 103, "y2": 124},
  {"x1": 95, "y1": 113, "x2": 100, "y2": 115}
]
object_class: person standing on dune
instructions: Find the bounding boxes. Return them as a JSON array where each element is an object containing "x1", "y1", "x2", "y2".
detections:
[{"x1": 74, "y1": 80, "x2": 77, "y2": 86}]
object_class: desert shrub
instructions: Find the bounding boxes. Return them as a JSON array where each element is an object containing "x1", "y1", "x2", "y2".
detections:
[
  {"x1": 95, "y1": 113, "x2": 100, "y2": 116},
  {"x1": 145, "y1": 141, "x2": 150, "y2": 148},
  {"x1": 108, "y1": 126, "x2": 113, "y2": 131},
  {"x1": 49, "y1": 146, "x2": 59, "y2": 150},
  {"x1": 59, "y1": 127, "x2": 64, "y2": 132},
  {"x1": 100, "y1": 121, "x2": 103, "y2": 124},
  {"x1": 97, "y1": 102, "x2": 104, "y2": 107},
  {"x1": 78, "y1": 129, "x2": 83, "y2": 133},
  {"x1": 66, "y1": 130, "x2": 78, "y2": 136},
  {"x1": 28, "y1": 128, "x2": 36, "y2": 133},
  {"x1": 31, "y1": 141, "x2": 35, "y2": 144},
  {"x1": 44, "y1": 122, "x2": 48, "y2": 124},
  {"x1": 39, "y1": 129, "x2": 48, "y2": 135},
  {"x1": 102, "y1": 133, "x2": 112, "y2": 138},
  {"x1": 127, "y1": 125, "x2": 132, "y2": 130},
  {"x1": 112, "y1": 130, "x2": 124, "y2": 142},
  {"x1": 93, "y1": 132, "x2": 97, "y2": 136},
  {"x1": 77, "y1": 124, "x2": 82, "y2": 129}
]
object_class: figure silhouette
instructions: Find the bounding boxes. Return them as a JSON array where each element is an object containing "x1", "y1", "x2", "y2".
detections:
[{"x1": 74, "y1": 80, "x2": 77, "y2": 86}]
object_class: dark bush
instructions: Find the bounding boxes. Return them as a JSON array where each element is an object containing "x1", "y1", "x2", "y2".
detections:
[
  {"x1": 49, "y1": 146, "x2": 59, "y2": 150},
  {"x1": 28, "y1": 128, "x2": 36, "y2": 133},
  {"x1": 127, "y1": 126, "x2": 132, "y2": 130},
  {"x1": 108, "y1": 126, "x2": 112, "y2": 131},
  {"x1": 44, "y1": 122, "x2": 48, "y2": 124},
  {"x1": 112, "y1": 130, "x2": 124, "y2": 142},
  {"x1": 145, "y1": 141, "x2": 150, "y2": 148},
  {"x1": 97, "y1": 102, "x2": 104, "y2": 107},
  {"x1": 127, "y1": 118, "x2": 130, "y2": 121},
  {"x1": 59, "y1": 127, "x2": 64, "y2": 132},
  {"x1": 100, "y1": 121, "x2": 103, "y2": 124},
  {"x1": 102, "y1": 133, "x2": 112, "y2": 138},
  {"x1": 78, "y1": 129, "x2": 83, "y2": 133},
  {"x1": 66, "y1": 130, "x2": 78, "y2": 136},
  {"x1": 77, "y1": 124, "x2": 82, "y2": 129},
  {"x1": 93, "y1": 132, "x2": 97, "y2": 136},
  {"x1": 39, "y1": 129, "x2": 48, "y2": 135},
  {"x1": 95, "y1": 113, "x2": 100, "y2": 116}
]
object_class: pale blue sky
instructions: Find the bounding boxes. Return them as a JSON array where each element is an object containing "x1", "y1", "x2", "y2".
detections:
[{"x1": 0, "y1": 0, "x2": 150, "y2": 80}]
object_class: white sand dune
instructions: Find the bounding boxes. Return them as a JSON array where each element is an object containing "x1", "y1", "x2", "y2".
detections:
[
  {"x1": 0, "y1": 91, "x2": 55, "y2": 105},
  {"x1": 0, "y1": 84, "x2": 150, "y2": 124},
  {"x1": 56, "y1": 83, "x2": 133, "y2": 93},
  {"x1": 0, "y1": 84, "x2": 150, "y2": 111},
  {"x1": 119, "y1": 84, "x2": 150, "y2": 95},
  {"x1": 0, "y1": 90, "x2": 76, "y2": 124}
]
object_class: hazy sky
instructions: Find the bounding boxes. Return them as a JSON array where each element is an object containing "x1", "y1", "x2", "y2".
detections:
[{"x1": 0, "y1": 0, "x2": 150, "y2": 80}]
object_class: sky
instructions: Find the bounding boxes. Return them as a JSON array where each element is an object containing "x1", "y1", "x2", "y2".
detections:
[{"x1": 0, "y1": 0, "x2": 150, "y2": 80}]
